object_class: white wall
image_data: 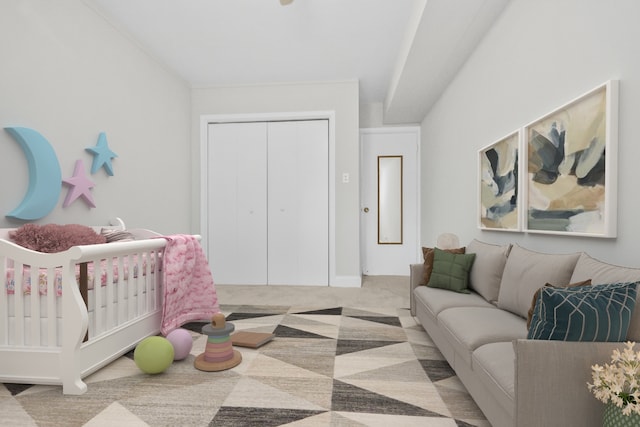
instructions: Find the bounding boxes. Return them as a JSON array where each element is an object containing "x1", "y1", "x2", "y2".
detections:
[
  {"x1": 191, "y1": 81, "x2": 361, "y2": 282},
  {"x1": 360, "y1": 102, "x2": 386, "y2": 128},
  {"x1": 360, "y1": 101, "x2": 421, "y2": 128},
  {"x1": 421, "y1": 0, "x2": 640, "y2": 266},
  {"x1": 0, "y1": 0, "x2": 191, "y2": 234}
]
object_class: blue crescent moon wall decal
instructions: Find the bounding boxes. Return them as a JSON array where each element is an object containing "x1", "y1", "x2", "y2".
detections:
[{"x1": 5, "y1": 127, "x2": 62, "y2": 221}]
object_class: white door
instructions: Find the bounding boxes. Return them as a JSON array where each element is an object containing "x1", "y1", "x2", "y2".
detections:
[
  {"x1": 268, "y1": 120, "x2": 329, "y2": 285},
  {"x1": 360, "y1": 127, "x2": 420, "y2": 276},
  {"x1": 208, "y1": 122, "x2": 268, "y2": 285},
  {"x1": 208, "y1": 120, "x2": 329, "y2": 286}
]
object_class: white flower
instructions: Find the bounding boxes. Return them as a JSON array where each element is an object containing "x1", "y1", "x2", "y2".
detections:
[{"x1": 588, "y1": 342, "x2": 640, "y2": 417}]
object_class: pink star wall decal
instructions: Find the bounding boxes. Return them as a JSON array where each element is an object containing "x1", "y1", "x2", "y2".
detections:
[{"x1": 62, "y1": 159, "x2": 96, "y2": 208}]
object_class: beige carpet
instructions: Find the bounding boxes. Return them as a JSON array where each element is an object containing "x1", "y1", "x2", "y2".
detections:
[
  {"x1": 214, "y1": 275, "x2": 411, "y2": 308},
  {"x1": 0, "y1": 278, "x2": 490, "y2": 426}
]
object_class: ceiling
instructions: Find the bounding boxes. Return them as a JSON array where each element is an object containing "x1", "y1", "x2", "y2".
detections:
[{"x1": 84, "y1": 0, "x2": 509, "y2": 124}]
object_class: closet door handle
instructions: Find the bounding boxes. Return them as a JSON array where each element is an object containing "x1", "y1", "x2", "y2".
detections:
[{"x1": 363, "y1": 207, "x2": 369, "y2": 213}]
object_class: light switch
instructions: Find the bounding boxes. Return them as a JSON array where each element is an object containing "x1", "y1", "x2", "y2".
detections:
[{"x1": 342, "y1": 172, "x2": 350, "y2": 183}]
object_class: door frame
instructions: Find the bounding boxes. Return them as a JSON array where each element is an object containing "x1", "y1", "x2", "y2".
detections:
[
  {"x1": 359, "y1": 126, "x2": 422, "y2": 275},
  {"x1": 200, "y1": 111, "x2": 336, "y2": 285}
]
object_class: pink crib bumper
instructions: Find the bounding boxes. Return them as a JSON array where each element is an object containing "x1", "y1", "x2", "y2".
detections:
[{"x1": 4, "y1": 255, "x2": 156, "y2": 296}]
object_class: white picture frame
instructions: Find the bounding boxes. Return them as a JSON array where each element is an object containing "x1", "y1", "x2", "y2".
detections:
[
  {"x1": 478, "y1": 130, "x2": 522, "y2": 232},
  {"x1": 523, "y1": 80, "x2": 619, "y2": 237}
]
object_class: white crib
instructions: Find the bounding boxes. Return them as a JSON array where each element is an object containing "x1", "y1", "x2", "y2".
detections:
[{"x1": 0, "y1": 219, "x2": 174, "y2": 395}]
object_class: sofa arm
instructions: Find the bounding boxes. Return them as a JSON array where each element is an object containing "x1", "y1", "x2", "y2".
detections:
[
  {"x1": 514, "y1": 339, "x2": 624, "y2": 427},
  {"x1": 409, "y1": 263, "x2": 424, "y2": 316}
]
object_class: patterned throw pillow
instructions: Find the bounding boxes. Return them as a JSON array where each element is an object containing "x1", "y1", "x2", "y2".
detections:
[
  {"x1": 421, "y1": 246, "x2": 465, "y2": 285},
  {"x1": 528, "y1": 282, "x2": 639, "y2": 342},
  {"x1": 427, "y1": 248, "x2": 476, "y2": 294},
  {"x1": 526, "y1": 280, "x2": 592, "y2": 329}
]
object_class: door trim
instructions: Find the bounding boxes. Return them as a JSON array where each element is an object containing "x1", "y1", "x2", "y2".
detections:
[
  {"x1": 359, "y1": 126, "x2": 422, "y2": 275},
  {"x1": 200, "y1": 111, "x2": 336, "y2": 286}
]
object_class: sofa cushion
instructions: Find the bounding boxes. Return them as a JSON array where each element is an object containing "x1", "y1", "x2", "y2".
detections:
[
  {"x1": 528, "y1": 282, "x2": 639, "y2": 341},
  {"x1": 414, "y1": 286, "x2": 496, "y2": 324},
  {"x1": 438, "y1": 307, "x2": 527, "y2": 366},
  {"x1": 427, "y1": 248, "x2": 476, "y2": 293},
  {"x1": 497, "y1": 245, "x2": 580, "y2": 318},
  {"x1": 570, "y1": 252, "x2": 640, "y2": 341},
  {"x1": 421, "y1": 246, "x2": 465, "y2": 285},
  {"x1": 472, "y1": 342, "x2": 516, "y2": 417},
  {"x1": 570, "y1": 252, "x2": 640, "y2": 284},
  {"x1": 526, "y1": 280, "x2": 592, "y2": 328},
  {"x1": 466, "y1": 239, "x2": 512, "y2": 303}
]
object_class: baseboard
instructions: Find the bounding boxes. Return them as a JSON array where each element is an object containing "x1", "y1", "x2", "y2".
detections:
[{"x1": 331, "y1": 276, "x2": 362, "y2": 288}]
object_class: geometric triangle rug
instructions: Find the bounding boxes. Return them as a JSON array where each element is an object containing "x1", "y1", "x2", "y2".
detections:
[{"x1": 0, "y1": 306, "x2": 489, "y2": 426}]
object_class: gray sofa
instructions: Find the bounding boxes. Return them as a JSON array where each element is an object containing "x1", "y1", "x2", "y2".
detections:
[{"x1": 410, "y1": 239, "x2": 640, "y2": 427}]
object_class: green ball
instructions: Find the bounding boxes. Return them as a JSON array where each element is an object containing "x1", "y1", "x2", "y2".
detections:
[{"x1": 134, "y1": 336, "x2": 175, "y2": 374}]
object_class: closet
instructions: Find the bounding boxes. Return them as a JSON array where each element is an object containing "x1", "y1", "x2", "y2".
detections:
[{"x1": 207, "y1": 120, "x2": 329, "y2": 286}]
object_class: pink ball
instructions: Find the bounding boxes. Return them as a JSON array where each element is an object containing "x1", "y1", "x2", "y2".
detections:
[{"x1": 165, "y1": 328, "x2": 193, "y2": 361}]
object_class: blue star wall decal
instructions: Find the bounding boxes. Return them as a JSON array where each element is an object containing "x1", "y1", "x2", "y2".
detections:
[
  {"x1": 62, "y1": 159, "x2": 96, "y2": 208},
  {"x1": 86, "y1": 132, "x2": 117, "y2": 176}
]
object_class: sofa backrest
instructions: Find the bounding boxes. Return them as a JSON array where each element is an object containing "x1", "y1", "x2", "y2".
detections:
[
  {"x1": 570, "y1": 252, "x2": 640, "y2": 341},
  {"x1": 466, "y1": 239, "x2": 511, "y2": 304},
  {"x1": 496, "y1": 244, "x2": 581, "y2": 319}
]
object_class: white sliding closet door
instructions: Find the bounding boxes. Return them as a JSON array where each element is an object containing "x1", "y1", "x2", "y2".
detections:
[
  {"x1": 208, "y1": 122, "x2": 268, "y2": 285},
  {"x1": 208, "y1": 119, "x2": 328, "y2": 286},
  {"x1": 268, "y1": 120, "x2": 329, "y2": 285}
]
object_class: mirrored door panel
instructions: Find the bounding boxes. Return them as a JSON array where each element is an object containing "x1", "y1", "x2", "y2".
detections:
[{"x1": 378, "y1": 155, "x2": 403, "y2": 244}]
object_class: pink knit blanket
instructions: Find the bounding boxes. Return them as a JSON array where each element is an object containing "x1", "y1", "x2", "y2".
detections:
[{"x1": 160, "y1": 234, "x2": 219, "y2": 335}]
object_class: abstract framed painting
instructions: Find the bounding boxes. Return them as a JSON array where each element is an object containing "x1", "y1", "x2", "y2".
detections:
[
  {"x1": 478, "y1": 130, "x2": 521, "y2": 231},
  {"x1": 524, "y1": 80, "x2": 619, "y2": 237}
]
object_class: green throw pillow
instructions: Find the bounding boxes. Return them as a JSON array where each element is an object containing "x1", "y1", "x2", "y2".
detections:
[
  {"x1": 528, "y1": 282, "x2": 639, "y2": 342},
  {"x1": 427, "y1": 248, "x2": 476, "y2": 293}
]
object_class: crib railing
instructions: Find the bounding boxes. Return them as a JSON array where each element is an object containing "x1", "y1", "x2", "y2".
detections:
[
  {"x1": 0, "y1": 240, "x2": 72, "y2": 348},
  {"x1": 76, "y1": 241, "x2": 165, "y2": 340},
  {"x1": 0, "y1": 222, "x2": 177, "y2": 394},
  {"x1": 0, "y1": 238, "x2": 167, "y2": 349}
]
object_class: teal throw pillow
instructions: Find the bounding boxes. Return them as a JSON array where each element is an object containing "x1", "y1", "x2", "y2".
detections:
[
  {"x1": 528, "y1": 282, "x2": 639, "y2": 342},
  {"x1": 427, "y1": 248, "x2": 476, "y2": 293}
]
